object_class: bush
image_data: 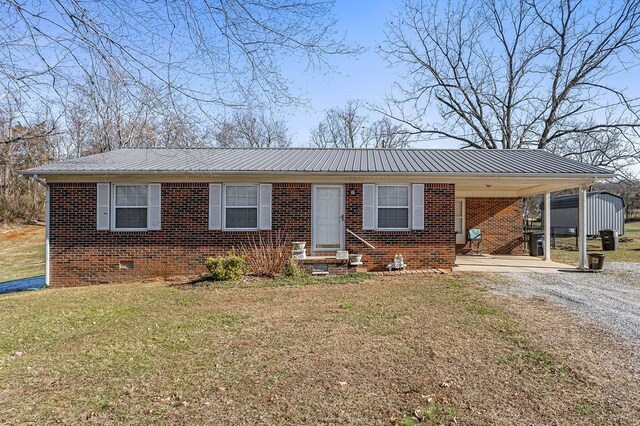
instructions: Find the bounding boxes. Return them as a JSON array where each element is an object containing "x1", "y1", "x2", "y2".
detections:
[
  {"x1": 284, "y1": 257, "x2": 302, "y2": 277},
  {"x1": 205, "y1": 255, "x2": 247, "y2": 281},
  {"x1": 239, "y1": 232, "x2": 291, "y2": 277}
]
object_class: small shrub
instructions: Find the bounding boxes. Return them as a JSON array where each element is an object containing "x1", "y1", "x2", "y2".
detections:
[
  {"x1": 240, "y1": 232, "x2": 291, "y2": 277},
  {"x1": 205, "y1": 255, "x2": 247, "y2": 281},
  {"x1": 284, "y1": 257, "x2": 301, "y2": 277}
]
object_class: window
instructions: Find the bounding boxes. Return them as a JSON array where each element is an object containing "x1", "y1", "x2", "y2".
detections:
[
  {"x1": 377, "y1": 185, "x2": 409, "y2": 229},
  {"x1": 224, "y1": 184, "x2": 258, "y2": 229},
  {"x1": 113, "y1": 184, "x2": 148, "y2": 230}
]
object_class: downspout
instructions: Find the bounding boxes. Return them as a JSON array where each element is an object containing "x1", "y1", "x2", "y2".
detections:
[{"x1": 31, "y1": 174, "x2": 50, "y2": 287}]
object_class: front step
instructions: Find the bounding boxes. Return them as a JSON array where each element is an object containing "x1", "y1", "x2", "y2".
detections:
[{"x1": 298, "y1": 256, "x2": 349, "y2": 276}]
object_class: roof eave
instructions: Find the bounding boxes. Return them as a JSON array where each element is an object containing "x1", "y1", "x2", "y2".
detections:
[{"x1": 19, "y1": 169, "x2": 616, "y2": 179}]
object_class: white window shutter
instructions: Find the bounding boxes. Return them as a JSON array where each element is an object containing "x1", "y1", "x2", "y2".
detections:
[
  {"x1": 259, "y1": 183, "x2": 272, "y2": 230},
  {"x1": 209, "y1": 183, "x2": 222, "y2": 230},
  {"x1": 362, "y1": 184, "x2": 375, "y2": 230},
  {"x1": 148, "y1": 183, "x2": 162, "y2": 230},
  {"x1": 96, "y1": 183, "x2": 110, "y2": 230},
  {"x1": 412, "y1": 184, "x2": 425, "y2": 230}
]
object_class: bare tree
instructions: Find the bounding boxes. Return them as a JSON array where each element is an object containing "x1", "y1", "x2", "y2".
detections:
[
  {"x1": 0, "y1": 1, "x2": 357, "y2": 223},
  {"x1": 1, "y1": 0, "x2": 355, "y2": 113},
  {"x1": 548, "y1": 125, "x2": 640, "y2": 174},
  {"x1": 382, "y1": 0, "x2": 640, "y2": 165},
  {"x1": 311, "y1": 100, "x2": 368, "y2": 148},
  {"x1": 311, "y1": 100, "x2": 413, "y2": 148},
  {"x1": 62, "y1": 70, "x2": 213, "y2": 156},
  {"x1": 365, "y1": 117, "x2": 412, "y2": 148},
  {"x1": 0, "y1": 96, "x2": 53, "y2": 222},
  {"x1": 215, "y1": 110, "x2": 291, "y2": 148},
  {"x1": 618, "y1": 180, "x2": 640, "y2": 221}
]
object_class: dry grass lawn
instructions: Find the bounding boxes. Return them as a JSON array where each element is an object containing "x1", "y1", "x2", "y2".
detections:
[
  {"x1": 551, "y1": 221, "x2": 640, "y2": 265},
  {"x1": 0, "y1": 225, "x2": 45, "y2": 282},
  {"x1": 1, "y1": 274, "x2": 638, "y2": 425}
]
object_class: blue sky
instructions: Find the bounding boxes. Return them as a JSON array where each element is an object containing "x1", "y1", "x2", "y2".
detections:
[{"x1": 281, "y1": 0, "x2": 441, "y2": 146}]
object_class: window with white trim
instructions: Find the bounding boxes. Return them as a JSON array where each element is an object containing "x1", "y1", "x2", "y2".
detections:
[
  {"x1": 224, "y1": 184, "x2": 258, "y2": 229},
  {"x1": 377, "y1": 185, "x2": 410, "y2": 229},
  {"x1": 113, "y1": 184, "x2": 148, "y2": 230}
]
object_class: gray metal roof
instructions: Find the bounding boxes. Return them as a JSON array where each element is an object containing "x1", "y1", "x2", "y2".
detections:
[{"x1": 22, "y1": 148, "x2": 614, "y2": 177}]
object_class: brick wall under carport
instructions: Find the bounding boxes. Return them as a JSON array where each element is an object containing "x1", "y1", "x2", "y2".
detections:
[{"x1": 461, "y1": 197, "x2": 526, "y2": 255}]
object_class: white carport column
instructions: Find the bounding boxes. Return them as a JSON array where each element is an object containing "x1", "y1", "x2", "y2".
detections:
[
  {"x1": 544, "y1": 192, "x2": 551, "y2": 261},
  {"x1": 578, "y1": 185, "x2": 588, "y2": 270}
]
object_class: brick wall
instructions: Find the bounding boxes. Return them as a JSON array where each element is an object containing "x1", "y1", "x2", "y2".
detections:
[
  {"x1": 49, "y1": 182, "x2": 312, "y2": 286},
  {"x1": 344, "y1": 183, "x2": 456, "y2": 271},
  {"x1": 463, "y1": 197, "x2": 525, "y2": 255},
  {"x1": 49, "y1": 181, "x2": 460, "y2": 286}
]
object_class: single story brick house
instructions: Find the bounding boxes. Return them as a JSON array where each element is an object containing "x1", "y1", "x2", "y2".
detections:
[{"x1": 22, "y1": 148, "x2": 613, "y2": 287}]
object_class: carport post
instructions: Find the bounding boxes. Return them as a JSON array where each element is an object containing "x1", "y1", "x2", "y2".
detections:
[
  {"x1": 578, "y1": 185, "x2": 588, "y2": 270},
  {"x1": 544, "y1": 192, "x2": 551, "y2": 261}
]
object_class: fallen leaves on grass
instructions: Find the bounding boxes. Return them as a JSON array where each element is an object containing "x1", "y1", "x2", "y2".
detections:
[{"x1": 0, "y1": 274, "x2": 638, "y2": 425}]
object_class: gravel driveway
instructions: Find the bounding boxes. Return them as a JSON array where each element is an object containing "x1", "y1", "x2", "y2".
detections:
[{"x1": 482, "y1": 262, "x2": 640, "y2": 356}]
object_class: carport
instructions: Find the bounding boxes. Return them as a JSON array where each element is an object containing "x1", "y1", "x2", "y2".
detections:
[{"x1": 455, "y1": 176, "x2": 610, "y2": 271}]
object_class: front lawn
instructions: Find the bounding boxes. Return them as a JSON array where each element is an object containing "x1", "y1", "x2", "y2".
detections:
[
  {"x1": 0, "y1": 226, "x2": 45, "y2": 282},
  {"x1": 1, "y1": 275, "x2": 637, "y2": 424}
]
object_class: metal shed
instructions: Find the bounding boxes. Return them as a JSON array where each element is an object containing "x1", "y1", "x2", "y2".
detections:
[{"x1": 542, "y1": 191, "x2": 625, "y2": 236}]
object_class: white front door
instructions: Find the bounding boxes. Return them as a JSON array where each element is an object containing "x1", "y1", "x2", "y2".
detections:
[
  {"x1": 312, "y1": 185, "x2": 344, "y2": 251},
  {"x1": 455, "y1": 199, "x2": 466, "y2": 244}
]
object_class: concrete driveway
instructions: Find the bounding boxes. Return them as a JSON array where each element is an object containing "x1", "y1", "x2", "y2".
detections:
[{"x1": 454, "y1": 254, "x2": 573, "y2": 273}]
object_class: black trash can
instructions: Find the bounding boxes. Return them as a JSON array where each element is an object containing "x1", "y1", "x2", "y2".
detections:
[
  {"x1": 587, "y1": 253, "x2": 605, "y2": 270},
  {"x1": 526, "y1": 232, "x2": 544, "y2": 256},
  {"x1": 599, "y1": 229, "x2": 619, "y2": 251}
]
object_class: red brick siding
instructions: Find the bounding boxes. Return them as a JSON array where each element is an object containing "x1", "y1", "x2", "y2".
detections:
[
  {"x1": 49, "y1": 181, "x2": 461, "y2": 286},
  {"x1": 344, "y1": 183, "x2": 456, "y2": 270},
  {"x1": 463, "y1": 197, "x2": 525, "y2": 255},
  {"x1": 49, "y1": 182, "x2": 311, "y2": 286}
]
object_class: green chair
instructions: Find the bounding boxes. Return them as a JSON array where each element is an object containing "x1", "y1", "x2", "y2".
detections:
[{"x1": 467, "y1": 228, "x2": 482, "y2": 255}]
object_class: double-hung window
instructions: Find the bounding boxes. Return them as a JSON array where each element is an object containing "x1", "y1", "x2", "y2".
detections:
[
  {"x1": 377, "y1": 185, "x2": 410, "y2": 229},
  {"x1": 224, "y1": 184, "x2": 258, "y2": 230},
  {"x1": 113, "y1": 184, "x2": 148, "y2": 230}
]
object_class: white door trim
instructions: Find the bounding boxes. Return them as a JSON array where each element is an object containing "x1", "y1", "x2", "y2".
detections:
[
  {"x1": 455, "y1": 198, "x2": 466, "y2": 244},
  {"x1": 311, "y1": 184, "x2": 345, "y2": 252}
]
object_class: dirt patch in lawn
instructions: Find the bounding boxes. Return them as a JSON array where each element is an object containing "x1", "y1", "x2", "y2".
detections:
[
  {"x1": 0, "y1": 226, "x2": 43, "y2": 240},
  {"x1": 1, "y1": 275, "x2": 638, "y2": 425}
]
